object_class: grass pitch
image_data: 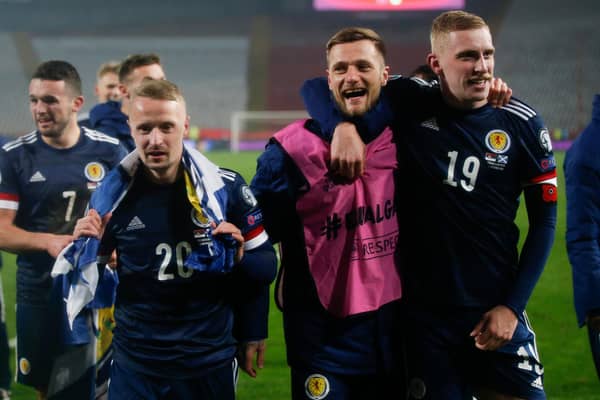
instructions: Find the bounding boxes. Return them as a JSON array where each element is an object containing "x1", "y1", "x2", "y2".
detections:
[{"x1": 1, "y1": 150, "x2": 599, "y2": 399}]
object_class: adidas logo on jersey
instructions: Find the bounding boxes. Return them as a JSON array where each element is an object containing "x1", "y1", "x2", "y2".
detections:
[
  {"x1": 531, "y1": 376, "x2": 543, "y2": 390},
  {"x1": 420, "y1": 118, "x2": 439, "y2": 131},
  {"x1": 29, "y1": 171, "x2": 46, "y2": 182},
  {"x1": 126, "y1": 216, "x2": 145, "y2": 231}
]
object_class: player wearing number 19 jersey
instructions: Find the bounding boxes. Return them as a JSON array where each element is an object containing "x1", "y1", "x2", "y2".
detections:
[
  {"x1": 304, "y1": 81, "x2": 556, "y2": 400},
  {"x1": 0, "y1": 60, "x2": 127, "y2": 399},
  {"x1": 301, "y1": 12, "x2": 557, "y2": 399},
  {"x1": 304, "y1": 84, "x2": 556, "y2": 400}
]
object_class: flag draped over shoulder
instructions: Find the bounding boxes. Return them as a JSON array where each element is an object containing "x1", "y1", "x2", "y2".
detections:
[{"x1": 51, "y1": 148, "x2": 235, "y2": 330}]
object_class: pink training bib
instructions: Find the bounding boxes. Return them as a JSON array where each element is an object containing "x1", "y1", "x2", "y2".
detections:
[{"x1": 275, "y1": 121, "x2": 402, "y2": 317}]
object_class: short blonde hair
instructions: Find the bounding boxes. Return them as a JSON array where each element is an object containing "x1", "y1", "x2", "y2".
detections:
[
  {"x1": 430, "y1": 11, "x2": 488, "y2": 53},
  {"x1": 96, "y1": 61, "x2": 120, "y2": 79},
  {"x1": 132, "y1": 79, "x2": 184, "y2": 104}
]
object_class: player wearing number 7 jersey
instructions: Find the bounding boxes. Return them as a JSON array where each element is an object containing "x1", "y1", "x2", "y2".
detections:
[{"x1": 0, "y1": 60, "x2": 127, "y2": 399}]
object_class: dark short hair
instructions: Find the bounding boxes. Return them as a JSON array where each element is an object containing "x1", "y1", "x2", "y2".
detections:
[
  {"x1": 119, "y1": 53, "x2": 161, "y2": 84},
  {"x1": 326, "y1": 27, "x2": 386, "y2": 60},
  {"x1": 31, "y1": 60, "x2": 82, "y2": 95}
]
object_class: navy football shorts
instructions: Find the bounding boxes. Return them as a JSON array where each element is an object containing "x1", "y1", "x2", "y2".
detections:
[
  {"x1": 291, "y1": 366, "x2": 405, "y2": 400},
  {"x1": 403, "y1": 306, "x2": 545, "y2": 400},
  {"x1": 109, "y1": 358, "x2": 238, "y2": 400},
  {"x1": 16, "y1": 302, "x2": 59, "y2": 388},
  {"x1": 17, "y1": 303, "x2": 95, "y2": 399}
]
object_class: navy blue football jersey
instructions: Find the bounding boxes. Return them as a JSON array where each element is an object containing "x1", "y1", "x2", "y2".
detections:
[
  {"x1": 385, "y1": 87, "x2": 557, "y2": 310},
  {"x1": 301, "y1": 76, "x2": 557, "y2": 311},
  {"x1": 100, "y1": 167, "x2": 268, "y2": 378},
  {"x1": 0, "y1": 128, "x2": 127, "y2": 305}
]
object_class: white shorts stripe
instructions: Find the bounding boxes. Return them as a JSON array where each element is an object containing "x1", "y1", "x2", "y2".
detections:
[
  {"x1": 522, "y1": 311, "x2": 541, "y2": 362},
  {"x1": 232, "y1": 357, "x2": 239, "y2": 393}
]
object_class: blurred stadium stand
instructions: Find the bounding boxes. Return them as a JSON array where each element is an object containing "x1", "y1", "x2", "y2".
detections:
[
  {"x1": 0, "y1": 33, "x2": 31, "y2": 134},
  {"x1": 32, "y1": 36, "x2": 249, "y2": 134},
  {"x1": 0, "y1": 0, "x2": 597, "y2": 141},
  {"x1": 494, "y1": 0, "x2": 600, "y2": 139}
]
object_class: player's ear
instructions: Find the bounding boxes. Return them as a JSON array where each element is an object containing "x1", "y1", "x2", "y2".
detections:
[
  {"x1": 119, "y1": 83, "x2": 128, "y2": 99},
  {"x1": 427, "y1": 53, "x2": 442, "y2": 75},
  {"x1": 326, "y1": 68, "x2": 333, "y2": 90},
  {"x1": 72, "y1": 95, "x2": 84, "y2": 113},
  {"x1": 183, "y1": 115, "x2": 191, "y2": 137},
  {"x1": 381, "y1": 65, "x2": 390, "y2": 86}
]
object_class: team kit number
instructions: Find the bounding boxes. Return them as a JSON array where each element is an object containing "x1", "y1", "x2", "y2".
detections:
[
  {"x1": 62, "y1": 190, "x2": 77, "y2": 222},
  {"x1": 443, "y1": 151, "x2": 480, "y2": 192},
  {"x1": 517, "y1": 345, "x2": 543, "y2": 375},
  {"x1": 156, "y1": 241, "x2": 194, "y2": 281}
]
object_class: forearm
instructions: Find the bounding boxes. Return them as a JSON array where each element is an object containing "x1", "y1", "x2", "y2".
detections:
[
  {"x1": 506, "y1": 189, "x2": 557, "y2": 314},
  {"x1": 229, "y1": 238, "x2": 275, "y2": 341},
  {"x1": 507, "y1": 218, "x2": 555, "y2": 314},
  {"x1": 300, "y1": 77, "x2": 339, "y2": 140},
  {"x1": 251, "y1": 143, "x2": 301, "y2": 244},
  {"x1": 0, "y1": 223, "x2": 56, "y2": 254},
  {"x1": 232, "y1": 280, "x2": 271, "y2": 342},
  {"x1": 301, "y1": 76, "x2": 440, "y2": 140},
  {"x1": 236, "y1": 242, "x2": 278, "y2": 284},
  {"x1": 301, "y1": 77, "x2": 393, "y2": 141}
]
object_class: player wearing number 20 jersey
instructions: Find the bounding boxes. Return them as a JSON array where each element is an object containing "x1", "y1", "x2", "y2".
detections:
[
  {"x1": 98, "y1": 166, "x2": 273, "y2": 381},
  {"x1": 0, "y1": 127, "x2": 126, "y2": 394}
]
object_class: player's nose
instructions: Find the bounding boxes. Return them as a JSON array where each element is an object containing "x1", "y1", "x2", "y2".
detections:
[
  {"x1": 148, "y1": 128, "x2": 164, "y2": 145},
  {"x1": 345, "y1": 65, "x2": 360, "y2": 82}
]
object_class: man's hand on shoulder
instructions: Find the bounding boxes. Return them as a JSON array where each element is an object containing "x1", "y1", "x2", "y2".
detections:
[
  {"x1": 487, "y1": 77, "x2": 513, "y2": 108},
  {"x1": 330, "y1": 122, "x2": 365, "y2": 180}
]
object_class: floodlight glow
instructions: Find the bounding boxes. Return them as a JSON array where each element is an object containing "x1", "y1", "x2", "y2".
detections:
[{"x1": 314, "y1": 0, "x2": 464, "y2": 11}]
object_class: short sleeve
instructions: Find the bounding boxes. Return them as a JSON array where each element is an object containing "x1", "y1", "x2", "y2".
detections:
[
  {"x1": 0, "y1": 150, "x2": 19, "y2": 210},
  {"x1": 516, "y1": 113, "x2": 557, "y2": 187}
]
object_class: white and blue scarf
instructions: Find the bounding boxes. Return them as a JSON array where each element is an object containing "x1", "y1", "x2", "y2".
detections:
[{"x1": 52, "y1": 147, "x2": 234, "y2": 330}]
